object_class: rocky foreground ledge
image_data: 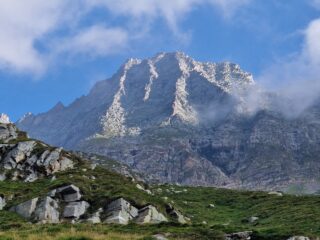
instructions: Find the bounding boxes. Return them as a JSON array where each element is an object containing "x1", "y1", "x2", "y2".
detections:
[
  {"x1": 0, "y1": 122, "x2": 184, "y2": 226},
  {"x1": 9, "y1": 184, "x2": 173, "y2": 225}
]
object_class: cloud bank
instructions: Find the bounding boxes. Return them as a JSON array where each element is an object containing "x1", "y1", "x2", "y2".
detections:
[
  {"x1": 0, "y1": 0, "x2": 250, "y2": 75},
  {"x1": 256, "y1": 17, "x2": 320, "y2": 117}
]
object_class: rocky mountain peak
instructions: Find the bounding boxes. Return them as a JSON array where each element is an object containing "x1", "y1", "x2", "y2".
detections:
[{"x1": 0, "y1": 113, "x2": 10, "y2": 124}]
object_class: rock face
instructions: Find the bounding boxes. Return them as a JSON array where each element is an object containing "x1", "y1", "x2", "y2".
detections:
[
  {"x1": 0, "y1": 123, "x2": 18, "y2": 143},
  {"x1": 0, "y1": 123, "x2": 74, "y2": 182},
  {"x1": 17, "y1": 52, "x2": 320, "y2": 192}
]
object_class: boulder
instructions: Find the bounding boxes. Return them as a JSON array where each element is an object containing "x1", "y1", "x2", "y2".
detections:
[
  {"x1": 166, "y1": 204, "x2": 187, "y2": 224},
  {"x1": 268, "y1": 191, "x2": 283, "y2": 196},
  {"x1": 63, "y1": 201, "x2": 89, "y2": 219},
  {"x1": 53, "y1": 184, "x2": 82, "y2": 202},
  {"x1": 249, "y1": 216, "x2": 259, "y2": 223},
  {"x1": 225, "y1": 231, "x2": 252, "y2": 240},
  {"x1": 33, "y1": 197, "x2": 60, "y2": 223},
  {"x1": 0, "y1": 195, "x2": 6, "y2": 210},
  {"x1": 59, "y1": 157, "x2": 74, "y2": 171},
  {"x1": 104, "y1": 198, "x2": 138, "y2": 224},
  {"x1": 86, "y1": 208, "x2": 103, "y2": 224},
  {"x1": 10, "y1": 197, "x2": 59, "y2": 223},
  {"x1": 10, "y1": 198, "x2": 39, "y2": 219},
  {"x1": 135, "y1": 205, "x2": 168, "y2": 224}
]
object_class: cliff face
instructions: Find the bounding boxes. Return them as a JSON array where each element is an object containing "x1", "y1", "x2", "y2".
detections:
[{"x1": 17, "y1": 52, "x2": 320, "y2": 192}]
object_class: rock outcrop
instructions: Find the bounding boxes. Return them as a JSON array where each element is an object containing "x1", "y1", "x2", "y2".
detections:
[
  {"x1": 0, "y1": 114, "x2": 10, "y2": 124},
  {"x1": 0, "y1": 123, "x2": 74, "y2": 182},
  {"x1": 10, "y1": 184, "x2": 85, "y2": 223},
  {"x1": 10, "y1": 185, "x2": 169, "y2": 225}
]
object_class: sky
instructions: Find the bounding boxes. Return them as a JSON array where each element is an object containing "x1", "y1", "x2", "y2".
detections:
[{"x1": 0, "y1": 0, "x2": 320, "y2": 121}]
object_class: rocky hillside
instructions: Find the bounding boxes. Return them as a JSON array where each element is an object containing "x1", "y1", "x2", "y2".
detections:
[
  {"x1": 0, "y1": 122, "x2": 185, "y2": 226},
  {"x1": 17, "y1": 52, "x2": 320, "y2": 193}
]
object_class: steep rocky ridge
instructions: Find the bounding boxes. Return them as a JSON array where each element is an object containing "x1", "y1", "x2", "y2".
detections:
[{"x1": 17, "y1": 52, "x2": 320, "y2": 193}]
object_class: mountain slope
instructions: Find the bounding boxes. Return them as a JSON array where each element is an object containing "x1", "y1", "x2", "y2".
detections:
[{"x1": 17, "y1": 52, "x2": 320, "y2": 192}]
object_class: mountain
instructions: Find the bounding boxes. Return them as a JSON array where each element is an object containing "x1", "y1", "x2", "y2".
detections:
[{"x1": 17, "y1": 52, "x2": 320, "y2": 193}]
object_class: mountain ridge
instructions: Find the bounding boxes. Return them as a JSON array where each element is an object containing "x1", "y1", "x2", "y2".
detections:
[{"x1": 17, "y1": 52, "x2": 320, "y2": 193}]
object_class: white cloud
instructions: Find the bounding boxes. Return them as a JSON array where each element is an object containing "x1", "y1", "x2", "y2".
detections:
[
  {"x1": 208, "y1": 0, "x2": 251, "y2": 17},
  {"x1": 304, "y1": 18, "x2": 320, "y2": 65},
  {"x1": 57, "y1": 25, "x2": 128, "y2": 57},
  {"x1": 0, "y1": 0, "x2": 70, "y2": 74},
  {"x1": 257, "y1": 17, "x2": 320, "y2": 117},
  {"x1": 87, "y1": 0, "x2": 250, "y2": 36},
  {"x1": 0, "y1": 0, "x2": 251, "y2": 75}
]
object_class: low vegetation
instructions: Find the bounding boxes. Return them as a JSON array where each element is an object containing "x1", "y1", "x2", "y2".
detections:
[{"x1": 0, "y1": 160, "x2": 320, "y2": 240}]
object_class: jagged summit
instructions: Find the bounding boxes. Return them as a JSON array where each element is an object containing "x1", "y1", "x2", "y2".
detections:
[{"x1": 18, "y1": 52, "x2": 255, "y2": 143}]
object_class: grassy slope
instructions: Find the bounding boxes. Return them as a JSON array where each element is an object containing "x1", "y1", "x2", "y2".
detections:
[
  {"x1": 0, "y1": 158, "x2": 319, "y2": 239},
  {"x1": 151, "y1": 185, "x2": 320, "y2": 240}
]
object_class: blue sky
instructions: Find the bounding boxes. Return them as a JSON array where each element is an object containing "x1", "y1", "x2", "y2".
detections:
[{"x1": 0, "y1": 0, "x2": 320, "y2": 121}]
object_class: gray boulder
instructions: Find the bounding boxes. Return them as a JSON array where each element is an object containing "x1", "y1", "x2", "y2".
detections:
[
  {"x1": 10, "y1": 198, "x2": 39, "y2": 219},
  {"x1": 166, "y1": 204, "x2": 187, "y2": 224},
  {"x1": 10, "y1": 197, "x2": 60, "y2": 223},
  {"x1": 63, "y1": 201, "x2": 89, "y2": 219},
  {"x1": 0, "y1": 195, "x2": 6, "y2": 210},
  {"x1": 33, "y1": 197, "x2": 60, "y2": 223},
  {"x1": 268, "y1": 191, "x2": 283, "y2": 196},
  {"x1": 135, "y1": 205, "x2": 168, "y2": 224},
  {"x1": 86, "y1": 208, "x2": 103, "y2": 224},
  {"x1": 248, "y1": 216, "x2": 259, "y2": 223},
  {"x1": 104, "y1": 198, "x2": 138, "y2": 224},
  {"x1": 52, "y1": 184, "x2": 82, "y2": 202}
]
